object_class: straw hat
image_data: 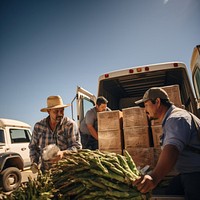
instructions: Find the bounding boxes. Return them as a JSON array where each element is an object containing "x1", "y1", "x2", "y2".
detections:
[{"x1": 40, "y1": 95, "x2": 70, "y2": 112}]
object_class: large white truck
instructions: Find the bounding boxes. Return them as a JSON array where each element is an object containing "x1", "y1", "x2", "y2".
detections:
[
  {"x1": 73, "y1": 45, "x2": 200, "y2": 124},
  {"x1": 71, "y1": 45, "x2": 200, "y2": 199}
]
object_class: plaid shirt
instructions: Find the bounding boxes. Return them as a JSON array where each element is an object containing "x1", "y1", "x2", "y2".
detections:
[{"x1": 29, "y1": 116, "x2": 82, "y2": 165}]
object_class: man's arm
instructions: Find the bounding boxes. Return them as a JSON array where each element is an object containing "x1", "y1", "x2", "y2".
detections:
[
  {"x1": 87, "y1": 124, "x2": 98, "y2": 140},
  {"x1": 28, "y1": 125, "x2": 41, "y2": 164},
  {"x1": 133, "y1": 144, "x2": 179, "y2": 193}
]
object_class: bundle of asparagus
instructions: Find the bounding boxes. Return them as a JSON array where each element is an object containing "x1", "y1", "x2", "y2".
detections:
[{"x1": 2, "y1": 149, "x2": 148, "y2": 200}]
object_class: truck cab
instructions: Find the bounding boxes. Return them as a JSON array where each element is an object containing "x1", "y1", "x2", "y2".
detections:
[{"x1": 0, "y1": 118, "x2": 32, "y2": 192}]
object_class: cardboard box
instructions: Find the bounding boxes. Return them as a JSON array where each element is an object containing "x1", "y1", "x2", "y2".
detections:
[
  {"x1": 151, "y1": 125, "x2": 163, "y2": 147},
  {"x1": 98, "y1": 129, "x2": 123, "y2": 150},
  {"x1": 123, "y1": 126, "x2": 150, "y2": 148},
  {"x1": 122, "y1": 107, "x2": 148, "y2": 127},
  {"x1": 98, "y1": 110, "x2": 123, "y2": 131}
]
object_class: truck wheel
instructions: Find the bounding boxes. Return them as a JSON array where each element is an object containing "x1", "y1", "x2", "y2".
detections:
[{"x1": 0, "y1": 167, "x2": 22, "y2": 192}]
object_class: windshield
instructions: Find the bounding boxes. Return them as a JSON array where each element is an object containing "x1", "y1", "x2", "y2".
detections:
[{"x1": 194, "y1": 67, "x2": 200, "y2": 99}]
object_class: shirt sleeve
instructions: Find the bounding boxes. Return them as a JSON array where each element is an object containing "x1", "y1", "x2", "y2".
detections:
[
  {"x1": 28, "y1": 123, "x2": 41, "y2": 164},
  {"x1": 163, "y1": 116, "x2": 191, "y2": 152},
  {"x1": 85, "y1": 109, "x2": 95, "y2": 125}
]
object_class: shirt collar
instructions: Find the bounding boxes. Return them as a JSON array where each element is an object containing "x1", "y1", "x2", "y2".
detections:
[
  {"x1": 162, "y1": 105, "x2": 176, "y2": 126},
  {"x1": 46, "y1": 115, "x2": 64, "y2": 128}
]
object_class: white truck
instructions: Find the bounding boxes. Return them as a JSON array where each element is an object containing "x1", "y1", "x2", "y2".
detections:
[
  {"x1": 73, "y1": 45, "x2": 200, "y2": 125},
  {"x1": 0, "y1": 118, "x2": 32, "y2": 192},
  {"x1": 71, "y1": 45, "x2": 200, "y2": 199}
]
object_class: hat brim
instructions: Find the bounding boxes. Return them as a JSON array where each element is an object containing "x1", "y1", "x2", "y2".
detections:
[
  {"x1": 40, "y1": 104, "x2": 71, "y2": 112},
  {"x1": 135, "y1": 99, "x2": 147, "y2": 107}
]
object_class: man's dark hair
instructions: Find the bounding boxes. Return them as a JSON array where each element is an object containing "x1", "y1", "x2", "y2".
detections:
[
  {"x1": 151, "y1": 98, "x2": 172, "y2": 108},
  {"x1": 96, "y1": 96, "x2": 108, "y2": 106}
]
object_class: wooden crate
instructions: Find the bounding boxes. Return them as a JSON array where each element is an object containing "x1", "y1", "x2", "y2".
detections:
[
  {"x1": 98, "y1": 110, "x2": 123, "y2": 131},
  {"x1": 152, "y1": 147, "x2": 178, "y2": 175},
  {"x1": 124, "y1": 147, "x2": 154, "y2": 169},
  {"x1": 151, "y1": 125, "x2": 163, "y2": 147},
  {"x1": 123, "y1": 126, "x2": 150, "y2": 148},
  {"x1": 122, "y1": 107, "x2": 148, "y2": 127},
  {"x1": 99, "y1": 148, "x2": 122, "y2": 155},
  {"x1": 98, "y1": 129, "x2": 123, "y2": 150},
  {"x1": 162, "y1": 85, "x2": 182, "y2": 108}
]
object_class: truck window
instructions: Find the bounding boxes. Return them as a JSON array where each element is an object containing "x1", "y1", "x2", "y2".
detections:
[
  {"x1": 0, "y1": 129, "x2": 5, "y2": 143},
  {"x1": 10, "y1": 129, "x2": 31, "y2": 143},
  {"x1": 194, "y1": 67, "x2": 200, "y2": 99},
  {"x1": 83, "y1": 98, "x2": 94, "y2": 117}
]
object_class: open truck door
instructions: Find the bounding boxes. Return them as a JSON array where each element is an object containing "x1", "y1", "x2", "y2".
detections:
[
  {"x1": 71, "y1": 86, "x2": 96, "y2": 127},
  {"x1": 190, "y1": 45, "x2": 200, "y2": 111}
]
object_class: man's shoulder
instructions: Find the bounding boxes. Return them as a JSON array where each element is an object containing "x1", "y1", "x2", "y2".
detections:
[
  {"x1": 62, "y1": 117, "x2": 77, "y2": 126},
  {"x1": 166, "y1": 106, "x2": 191, "y2": 125},
  {"x1": 86, "y1": 107, "x2": 96, "y2": 115},
  {"x1": 34, "y1": 117, "x2": 48, "y2": 128},
  {"x1": 170, "y1": 106, "x2": 190, "y2": 117}
]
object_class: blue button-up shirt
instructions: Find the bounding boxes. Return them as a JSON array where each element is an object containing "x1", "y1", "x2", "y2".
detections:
[{"x1": 161, "y1": 105, "x2": 200, "y2": 173}]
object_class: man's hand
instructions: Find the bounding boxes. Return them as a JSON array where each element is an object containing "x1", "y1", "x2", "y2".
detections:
[
  {"x1": 49, "y1": 150, "x2": 64, "y2": 163},
  {"x1": 30, "y1": 163, "x2": 39, "y2": 174},
  {"x1": 133, "y1": 174, "x2": 156, "y2": 194}
]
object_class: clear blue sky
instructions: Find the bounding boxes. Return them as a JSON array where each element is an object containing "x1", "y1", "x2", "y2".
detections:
[{"x1": 0, "y1": 0, "x2": 199, "y2": 129}]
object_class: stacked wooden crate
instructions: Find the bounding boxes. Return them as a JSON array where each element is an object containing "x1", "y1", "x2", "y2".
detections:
[
  {"x1": 97, "y1": 85, "x2": 182, "y2": 170},
  {"x1": 98, "y1": 110, "x2": 123, "y2": 154},
  {"x1": 122, "y1": 107, "x2": 154, "y2": 168}
]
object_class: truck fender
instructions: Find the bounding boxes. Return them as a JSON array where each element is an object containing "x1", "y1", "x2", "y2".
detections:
[{"x1": 0, "y1": 152, "x2": 24, "y2": 172}]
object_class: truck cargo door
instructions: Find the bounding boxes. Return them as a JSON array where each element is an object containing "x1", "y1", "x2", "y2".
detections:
[
  {"x1": 72, "y1": 86, "x2": 96, "y2": 128},
  {"x1": 190, "y1": 45, "x2": 200, "y2": 109}
]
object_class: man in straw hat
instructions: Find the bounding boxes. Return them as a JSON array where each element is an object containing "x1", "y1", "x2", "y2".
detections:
[
  {"x1": 132, "y1": 87, "x2": 200, "y2": 199},
  {"x1": 29, "y1": 95, "x2": 82, "y2": 173}
]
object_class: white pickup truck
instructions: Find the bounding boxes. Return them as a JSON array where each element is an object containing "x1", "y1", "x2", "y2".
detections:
[{"x1": 0, "y1": 118, "x2": 32, "y2": 192}]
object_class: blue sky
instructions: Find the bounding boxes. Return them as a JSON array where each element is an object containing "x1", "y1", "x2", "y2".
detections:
[{"x1": 0, "y1": 0, "x2": 199, "y2": 129}]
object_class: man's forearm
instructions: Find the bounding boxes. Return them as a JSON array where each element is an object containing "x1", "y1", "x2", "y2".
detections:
[
  {"x1": 151, "y1": 144, "x2": 179, "y2": 185},
  {"x1": 87, "y1": 125, "x2": 98, "y2": 140}
]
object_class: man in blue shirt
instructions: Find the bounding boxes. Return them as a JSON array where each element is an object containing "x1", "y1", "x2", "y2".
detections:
[{"x1": 133, "y1": 87, "x2": 200, "y2": 199}]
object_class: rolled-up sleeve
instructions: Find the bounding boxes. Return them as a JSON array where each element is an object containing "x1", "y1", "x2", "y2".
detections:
[{"x1": 163, "y1": 117, "x2": 191, "y2": 152}]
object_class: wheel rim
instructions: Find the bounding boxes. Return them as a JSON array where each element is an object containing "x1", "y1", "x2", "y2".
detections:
[{"x1": 6, "y1": 173, "x2": 19, "y2": 187}]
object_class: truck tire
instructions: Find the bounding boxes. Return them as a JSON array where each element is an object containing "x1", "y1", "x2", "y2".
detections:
[{"x1": 0, "y1": 167, "x2": 22, "y2": 192}]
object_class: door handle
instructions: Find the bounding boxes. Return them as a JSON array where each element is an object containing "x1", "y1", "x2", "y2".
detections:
[{"x1": 21, "y1": 148, "x2": 26, "y2": 151}]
